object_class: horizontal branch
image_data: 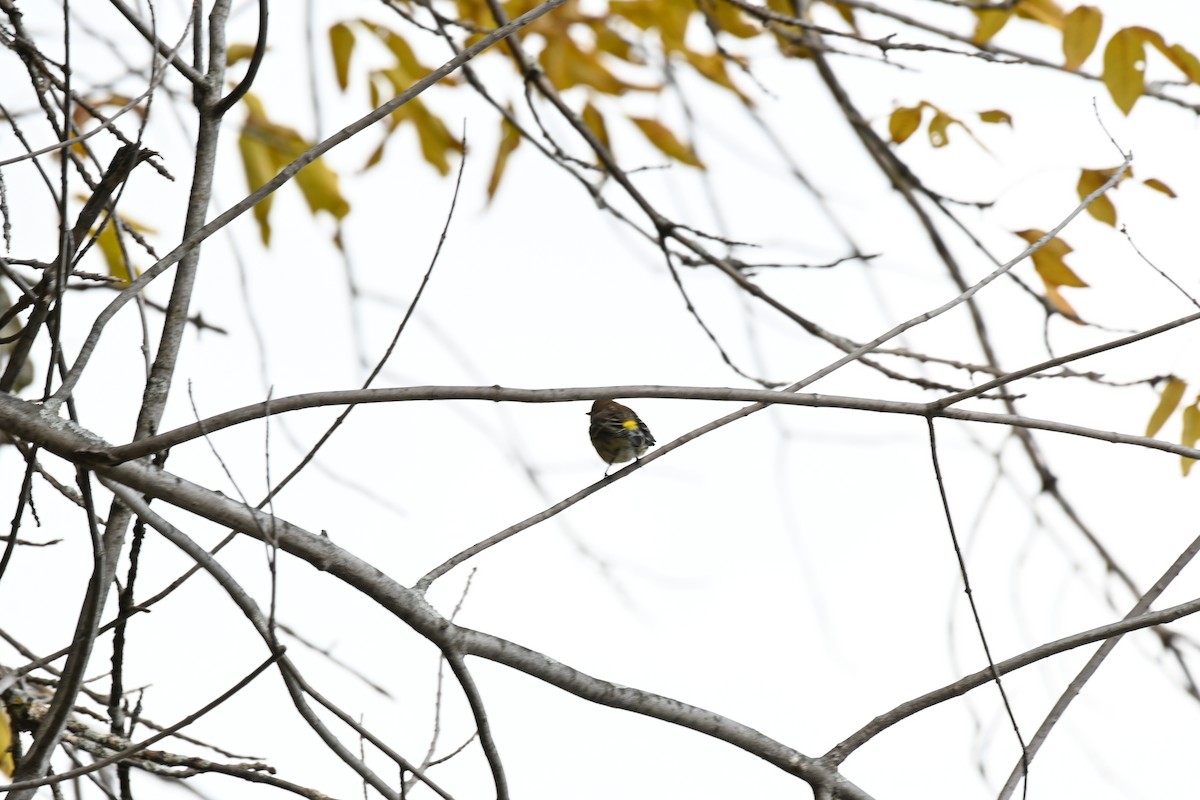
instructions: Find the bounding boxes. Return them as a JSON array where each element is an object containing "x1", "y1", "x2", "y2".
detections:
[
  {"x1": 71, "y1": 381, "x2": 1200, "y2": 468},
  {"x1": 838, "y1": 0, "x2": 1200, "y2": 114},
  {"x1": 932, "y1": 310, "x2": 1200, "y2": 408},
  {"x1": 5, "y1": 377, "x2": 1193, "y2": 798},
  {"x1": 0, "y1": 394, "x2": 873, "y2": 799},
  {"x1": 826, "y1": 592, "x2": 1200, "y2": 762}
]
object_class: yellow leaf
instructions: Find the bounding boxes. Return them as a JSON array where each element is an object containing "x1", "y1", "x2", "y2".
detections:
[
  {"x1": 294, "y1": 158, "x2": 351, "y2": 220},
  {"x1": 1166, "y1": 44, "x2": 1200, "y2": 84},
  {"x1": 1044, "y1": 285, "x2": 1082, "y2": 322},
  {"x1": 829, "y1": 1, "x2": 857, "y2": 31},
  {"x1": 92, "y1": 219, "x2": 140, "y2": 284},
  {"x1": 581, "y1": 101, "x2": 611, "y2": 153},
  {"x1": 654, "y1": 0, "x2": 692, "y2": 51},
  {"x1": 610, "y1": 0, "x2": 660, "y2": 31},
  {"x1": 239, "y1": 93, "x2": 350, "y2": 243},
  {"x1": 710, "y1": 0, "x2": 760, "y2": 39},
  {"x1": 1016, "y1": 229, "x2": 1089, "y2": 288},
  {"x1": 0, "y1": 706, "x2": 12, "y2": 776},
  {"x1": 1039, "y1": 257, "x2": 1088, "y2": 288},
  {"x1": 367, "y1": 73, "x2": 381, "y2": 110},
  {"x1": 227, "y1": 43, "x2": 258, "y2": 66},
  {"x1": 1143, "y1": 177, "x2": 1177, "y2": 197},
  {"x1": 927, "y1": 111, "x2": 954, "y2": 147},
  {"x1": 73, "y1": 94, "x2": 140, "y2": 128},
  {"x1": 684, "y1": 50, "x2": 752, "y2": 105},
  {"x1": 1128, "y1": 28, "x2": 1200, "y2": 84},
  {"x1": 1103, "y1": 28, "x2": 1146, "y2": 115},
  {"x1": 1182, "y1": 400, "x2": 1200, "y2": 475},
  {"x1": 972, "y1": 8, "x2": 1013, "y2": 43},
  {"x1": 237, "y1": 128, "x2": 278, "y2": 245},
  {"x1": 539, "y1": 36, "x2": 649, "y2": 95},
  {"x1": 1077, "y1": 164, "x2": 1130, "y2": 191},
  {"x1": 487, "y1": 110, "x2": 522, "y2": 201},
  {"x1": 611, "y1": 0, "x2": 690, "y2": 51},
  {"x1": 889, "y1": 105, "x2": 922, "y2": 144},
  {"x1": 1076, "y1": 167, "x2": 1127, "y2": 226},
  {"x1": 978, "y1": 109, "x2": 1013, "y2": 125},
  {"x1": 1016, "y1": 0, "x2": 1065, "y2": 29},
  {"x1": 363, "y1": 139, "x2": 386, "y2": 170},
  {"x1": 539, "y1": 34, "x2": 571, "y2": 90},
  {"x1": 1146, "y1": 377, "x2": 1186, "y2": 438},
  {"x1": 629, "y1": 117, "x2": 704, "y2": 168},
  {"x1": 594, "y1": 25, "x2": 637, "y2": 62},
  {"x1": 407, "y1": 101, "x2": 462, "y2": 175},
  {"x1": 1086, "y1": 193, "x2": 1116, "y2": 226},
  {"x1": 1062, "y1": 5, "x2": 1102, "y2": 69},
  {"x1": 363, "y1": 23, "x2": 426, "y2": 83},
  {"x1": 455, "y1": 0, "x2": 492, "y2": 28},
  {"x1": 329, "y1": 23, "x2": 356, "y2": 90}
]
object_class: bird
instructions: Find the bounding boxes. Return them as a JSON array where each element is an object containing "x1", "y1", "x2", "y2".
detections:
[{"x1": 588, "y1": 399, "x2": 656, "y2": 476}]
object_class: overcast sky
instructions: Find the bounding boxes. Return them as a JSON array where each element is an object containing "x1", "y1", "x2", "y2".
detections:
[{"x1": 3, "y1": 2, "x2": 1200, "y2": 798}]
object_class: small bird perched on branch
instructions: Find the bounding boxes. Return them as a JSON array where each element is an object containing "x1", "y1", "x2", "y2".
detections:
[{"x1": 588, "y1": 399, "x2": 656, "y2": 476}]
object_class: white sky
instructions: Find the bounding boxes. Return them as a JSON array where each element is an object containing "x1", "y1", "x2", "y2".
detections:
[{"x1": 4, "y1": 1, "x2": 1200, "y2": 798}]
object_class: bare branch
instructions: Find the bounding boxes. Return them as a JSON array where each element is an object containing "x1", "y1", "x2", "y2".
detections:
[
  {"x1": 996, "y1": 532, "x2": 1200, "y2": 799},
  {"x1": 826, "y1": 589, "x2": 1200, "y2": 763},
  {"x1": 47, "y1": 0, "x2": 569, "y2": 406}
]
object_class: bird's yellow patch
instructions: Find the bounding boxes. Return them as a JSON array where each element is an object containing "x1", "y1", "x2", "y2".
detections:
[{"x1": 622, "y1": 419, "x2": 640, "y2": 430}]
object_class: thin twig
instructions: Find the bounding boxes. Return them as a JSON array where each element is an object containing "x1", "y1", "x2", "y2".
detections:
[
  {"x1": 48, "y1": 0, "x2": 569, "y2": 407},
  {"x1": 0, "y1": 652, "x2": 282, "y2": 792},
  {"x1": 996, "y1": 532, "x2": 1200, "y2": 799},
  {"x1": 925, "y1": 418, "x2": 1028, "y2": 793},
  {"x1": 446, "y1": 654, "x2": 507, "y2": 800}
]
